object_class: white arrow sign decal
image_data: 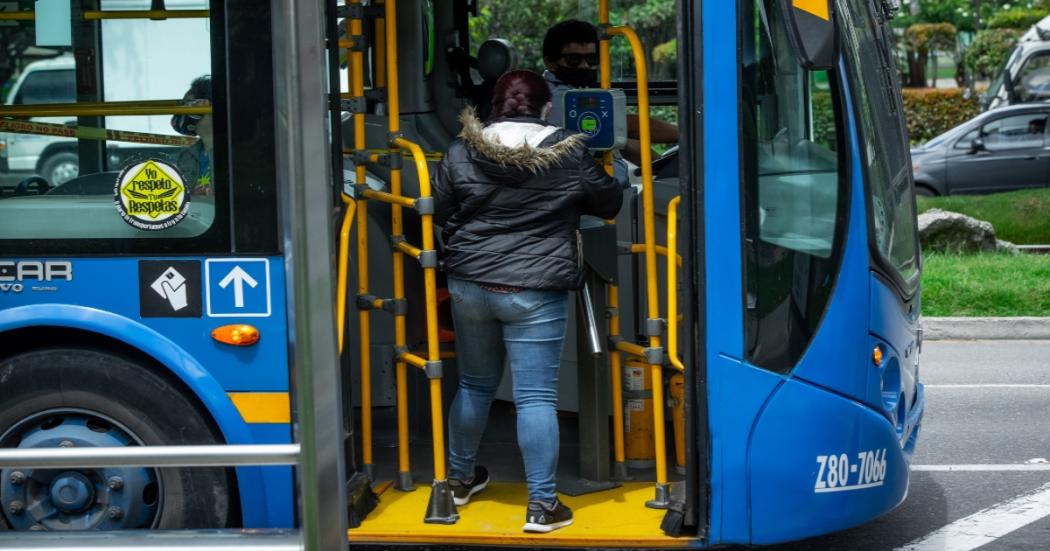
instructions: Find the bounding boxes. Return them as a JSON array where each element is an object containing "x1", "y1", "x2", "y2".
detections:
[{"x1": 218, "y1": 266, "x2": 258, "y2": 308}]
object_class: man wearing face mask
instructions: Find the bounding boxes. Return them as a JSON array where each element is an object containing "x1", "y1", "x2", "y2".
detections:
[
  {"x1": 171, "y1": 75, "x2": 214, "y2": 196},
  {"x1": 542, "y1": 20, "x2": 679, "y2": 172}
]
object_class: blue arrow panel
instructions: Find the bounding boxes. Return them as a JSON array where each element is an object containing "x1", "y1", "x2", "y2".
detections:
[{"x1": 205, "y1": 258, "x2": 271, "y2": 317}]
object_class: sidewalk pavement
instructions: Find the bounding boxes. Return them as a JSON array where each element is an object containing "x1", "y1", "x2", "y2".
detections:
[{"x1": 924, "y1": 317, "x2": 1050, "y2": 340}]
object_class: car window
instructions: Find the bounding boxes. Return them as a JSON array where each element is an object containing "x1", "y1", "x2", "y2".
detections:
[
  {"x1": 980, "y1": 113, "x2": 1047, "y2": 150},
  {"x1": 13, "y1": 70, "x2": 76, "y2": 105},
  {"x1": 1019, "y1": 54, "x2": 1050, "y2": 102},
  {"x1": 954, "y1": 129, "x2": 978, "y2": 150}
]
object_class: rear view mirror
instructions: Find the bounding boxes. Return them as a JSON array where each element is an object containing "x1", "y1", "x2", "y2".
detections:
[
  {"x1": 970, "y1": 138, "x2": 986, "y2": 153},
  {"x1": 777, "y1": 0, "x2": 838, "y2": 70}
]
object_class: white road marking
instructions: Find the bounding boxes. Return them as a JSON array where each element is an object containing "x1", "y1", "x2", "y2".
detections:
[
  {"x1": 895, "y1": 482, "x2": 1050, "y2": 551},
  {"x1": 925, "y1": 384, "x2": 1050, "y2": 389},
  {"x1": 912, "y1": 464, "x2": 1050, "y2": 472}
]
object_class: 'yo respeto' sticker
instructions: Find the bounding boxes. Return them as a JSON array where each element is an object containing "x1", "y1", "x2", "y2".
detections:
[{"x1": 114, "y1": 159, "x2": 190, "y2": 231}]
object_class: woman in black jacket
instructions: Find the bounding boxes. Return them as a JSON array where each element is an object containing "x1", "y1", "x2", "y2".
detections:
[{"x1": 432, "y1": 70, "x2": 622, "y2": 533}]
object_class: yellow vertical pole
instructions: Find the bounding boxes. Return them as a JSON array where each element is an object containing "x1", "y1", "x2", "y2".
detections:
[
  {"x1": 607, "y1": 25, "x2": 669, "y2": 507},
  {"x1": 598, "y1": 0, "x2": 628, "y2": 481},
  {"x1": 379, "y1": 0, "x2": 413, "y2": 492},
  {"x1": 348, "y1": 0, "x2": 374, "y2": 479},
  {"x1": 385, "y1": 0, "x2": 456, "y2": 523}
]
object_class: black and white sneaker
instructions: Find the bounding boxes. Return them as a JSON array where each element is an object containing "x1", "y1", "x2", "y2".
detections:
[
  {"x1": 523, "y1": 498, "x2": 574, "y2": 533},
  {"x1": 449, "y1": 465, "x2": 489, "y2": 506}
]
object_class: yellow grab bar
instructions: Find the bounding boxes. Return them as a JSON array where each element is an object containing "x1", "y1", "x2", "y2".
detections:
[
  {"x1": 667, "y1": 197, "x2": 685, "y2": 373},
  {"x1": 361, "y1": 188, "x2": 416, "y2": 209},
  {"x1": 337, "y1": 195, "x2": 356, "y2": 353},
  {"x1": 0, "y1": 10, "x2": 208, "y2": 20},
  {"x1": 598, "y1": 0, "x2": 628, "y2": 481},
  {"x1": 0, "y1": 103, "x2": 210, "y2": 118},
  {"x1": 346, "y1": 0, "x2": 375, "y2": 479},
  {"x1": 629, "y1": 243, "x2": 683, "y2": 267},
  {"x1": 606, "y1": 24, "x2": 671, "y2": 509},
  {"x1": 83, "y1": 10, "x2": 209, "y2": 20}
]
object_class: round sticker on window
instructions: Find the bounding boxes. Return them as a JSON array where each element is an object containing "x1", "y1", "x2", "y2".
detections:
[{"x1": 114, "y1": 159, "x2": 190, "y2": 231}]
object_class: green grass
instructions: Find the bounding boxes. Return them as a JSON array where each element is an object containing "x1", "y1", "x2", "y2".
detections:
[
  {"x1": 922, "y1": 252, "x2": 1050, "y2": 317},
  {"x1": 917, "y1": 187, "x2": 1050, "y2": 245}
]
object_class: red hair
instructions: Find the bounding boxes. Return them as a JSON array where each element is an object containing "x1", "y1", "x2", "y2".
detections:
[{"x1": 489, "y1": 70, "x2": 551, "y2": 121}]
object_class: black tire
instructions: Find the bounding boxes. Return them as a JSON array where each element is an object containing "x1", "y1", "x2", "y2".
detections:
[
  {"x1": 38, "y1": 151, "x2": 79, "y2": 187},
  {"x1": 0, "y1": 348, "x2": 233, "y2": 530},
  {"x1": 914, "y1": 184, "x2": 936, "y2": 197}
]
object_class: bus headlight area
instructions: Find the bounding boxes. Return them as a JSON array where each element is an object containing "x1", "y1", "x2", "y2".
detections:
[{"x1": 0, "y1": 0, "x2": 922, "y2": 548}]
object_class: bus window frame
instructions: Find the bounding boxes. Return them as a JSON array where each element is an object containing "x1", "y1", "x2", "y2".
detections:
[
  {"x1": 0, "y1": 0, "x2": 279, "y2": 257},
  {"x1": 837, "y1": 0, "x2": 921, "y2": 302},
  {"x1": 739, "y1": 0, "x2": 852, "y2": 374}
]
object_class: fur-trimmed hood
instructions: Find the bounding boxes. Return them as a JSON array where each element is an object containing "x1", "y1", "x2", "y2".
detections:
[{"x1": 457, "y1": 108, "x2": 584, "y2": 178}]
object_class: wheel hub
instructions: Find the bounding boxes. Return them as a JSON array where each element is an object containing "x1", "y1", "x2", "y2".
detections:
[
  {"x1": 1, "y1": 411, "x2": 160, "y2": 531},
  {"x1": 49, "y1": 472, "x2": 94, "y2": 514}
]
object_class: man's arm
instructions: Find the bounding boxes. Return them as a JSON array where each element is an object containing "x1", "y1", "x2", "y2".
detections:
[{"x1": 626, "y1": 114, "x2": 679, "y2": 143}]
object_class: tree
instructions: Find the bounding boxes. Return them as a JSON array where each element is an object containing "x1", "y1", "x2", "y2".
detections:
[
  {"x1": 904, "y1": 23, "x2": 957, "y2": 87},
  {"x1": 965, "y1": 28, "x2": 1024, "y2": 80}
]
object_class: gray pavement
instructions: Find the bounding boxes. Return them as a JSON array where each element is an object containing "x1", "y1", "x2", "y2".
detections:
[{"x1": 760, "y1": 341, "x2": 1050, "y2": 550}]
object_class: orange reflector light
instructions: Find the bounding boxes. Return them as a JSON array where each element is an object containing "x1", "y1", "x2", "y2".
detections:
[
  {"x1": 212, "y1": 324, "x2": 260, "y2": 346},
  {"x1": 873, "y1": 346, "x2": 883, "y2": 367}
]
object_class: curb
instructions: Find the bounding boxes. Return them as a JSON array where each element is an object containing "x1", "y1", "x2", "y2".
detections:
[{"x1": 924, "y1": 317, "x2": 1050, "y2": 341}]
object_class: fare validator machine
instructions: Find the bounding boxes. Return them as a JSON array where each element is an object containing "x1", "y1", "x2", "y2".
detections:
[
  {"x1": 551, "y1": 88, "x2": 633, "y2": 490},
  {"x1": 551, "y1": 88, "x2": 628, "y2": 151}
]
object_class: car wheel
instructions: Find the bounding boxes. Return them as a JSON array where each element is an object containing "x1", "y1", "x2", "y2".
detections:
[
  {"x1": 914, "y1": 185, "x2": 936, "y2": 197},
  {"x1": 0, "y1": 348, "x2": 234, "y2": 531},
  {"x1": 39, "y1": 152, "x2": 79, "y2": 187}
]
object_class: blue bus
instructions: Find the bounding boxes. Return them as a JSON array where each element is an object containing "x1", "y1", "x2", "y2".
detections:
[{"x1": 0, "y1": 0, "x2": 923, "y2": 547}]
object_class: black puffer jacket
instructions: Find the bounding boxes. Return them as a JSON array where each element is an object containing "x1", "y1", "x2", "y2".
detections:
[{"x1": 433, "y1": 109, "x2": 622, "y2": 290}]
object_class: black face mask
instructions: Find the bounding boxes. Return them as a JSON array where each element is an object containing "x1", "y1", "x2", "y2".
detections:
[
  {"x1": 553, "y1": 66, "x2": 599, "y2": 88},
  {"x1": 171, "y1": 113, "x2": 203, "y2": 136}
]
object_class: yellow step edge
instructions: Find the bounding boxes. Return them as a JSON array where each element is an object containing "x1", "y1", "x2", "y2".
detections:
[
  {"x1": 348, "y1": 482, "x2": 694, "y2": 548},
  {"x1": 227, "y1": 392, "x2": 291, "y2": 424}
]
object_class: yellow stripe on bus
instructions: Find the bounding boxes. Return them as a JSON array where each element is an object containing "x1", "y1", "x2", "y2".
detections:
[
  {"x1": 228, "y1": 392, "x2": 291, "y2": 424},
  {"x1": 793, "y1": 0, "x2": 830, "y2": 21}
]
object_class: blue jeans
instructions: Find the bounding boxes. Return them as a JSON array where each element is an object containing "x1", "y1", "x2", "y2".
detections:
[{"x1": 446, "y1": 277, "x2": 569, "y2": 503}]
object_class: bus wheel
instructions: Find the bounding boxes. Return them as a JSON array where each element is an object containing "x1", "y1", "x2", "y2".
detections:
[{"x1": 0, "y1": 348, "x2": 233, "y2": 531}]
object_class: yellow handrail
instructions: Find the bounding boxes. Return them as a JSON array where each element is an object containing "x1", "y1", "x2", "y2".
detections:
[
  {"x1": 0, "y1": 103, "x2": 210, "y2": 118},
  {"x1": 83, "y1": 10, "x2": 209, "y2": 20},
  {"x1": 606, "y1": 24, "x2": 671, "y2": 509},
  {"x1": 337, "y1": 195, "x2": 357, "y2": 353},
  {"x1": 667, "y1": 197, "x2": 685, "y2": 373},
  {"x1": 598, "y1": 0, "x2": 628, "y2": 481},
  {"x1": 388, "y1": 0, "x2": 449, "y2": 502},
  {"x1": 629, "y1": 243, "x2": 683, "y2": 267},
  {"x1": 384, "y1": 0, "x2": 415, "y2": 495},
  {"x1": 0, "y1": 10, "x2": 209, "y2": 20},
  {"x1": 347, "y1": 0, "x2": 375, "y2": 480}
]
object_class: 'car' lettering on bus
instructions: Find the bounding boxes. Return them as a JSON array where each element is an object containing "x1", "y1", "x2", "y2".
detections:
[{"x1": 0, "y1": 261, "x2": 73, "y2": 282}]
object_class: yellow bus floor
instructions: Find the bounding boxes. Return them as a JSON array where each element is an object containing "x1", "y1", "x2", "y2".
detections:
[{"x1": 347, "y1": 481, "x2": 692, "y2": 548}]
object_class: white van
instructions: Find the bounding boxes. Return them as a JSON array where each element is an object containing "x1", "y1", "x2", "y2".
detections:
[
  {"x1": 0, "y1": 55, "x2": 79, "y2": 186},
  {"x1": 0, "y1": 0, "x2": 211, "y2": 188},
  {"x1": 982, "y1": 15, "x2": 1050, "y2": 110}
]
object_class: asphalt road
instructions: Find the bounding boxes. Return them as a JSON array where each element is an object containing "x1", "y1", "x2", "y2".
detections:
[{"x1": 763, "y1": 340, "x2": 1050, "y2": 551}]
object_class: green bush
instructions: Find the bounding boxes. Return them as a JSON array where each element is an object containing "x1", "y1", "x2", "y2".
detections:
[
  {"x1": 812, "y1": 91, "x2": 836, "y2": 150},
  {"x1": 986, "y1": 8, "x2": 1049, "y2": 30},
  {"x1": 902, "y1": 88, "x2": 980, "y2": 144},
  {"x1": 964, "y1": 28, "x2": 1024, "y2": 80}
]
